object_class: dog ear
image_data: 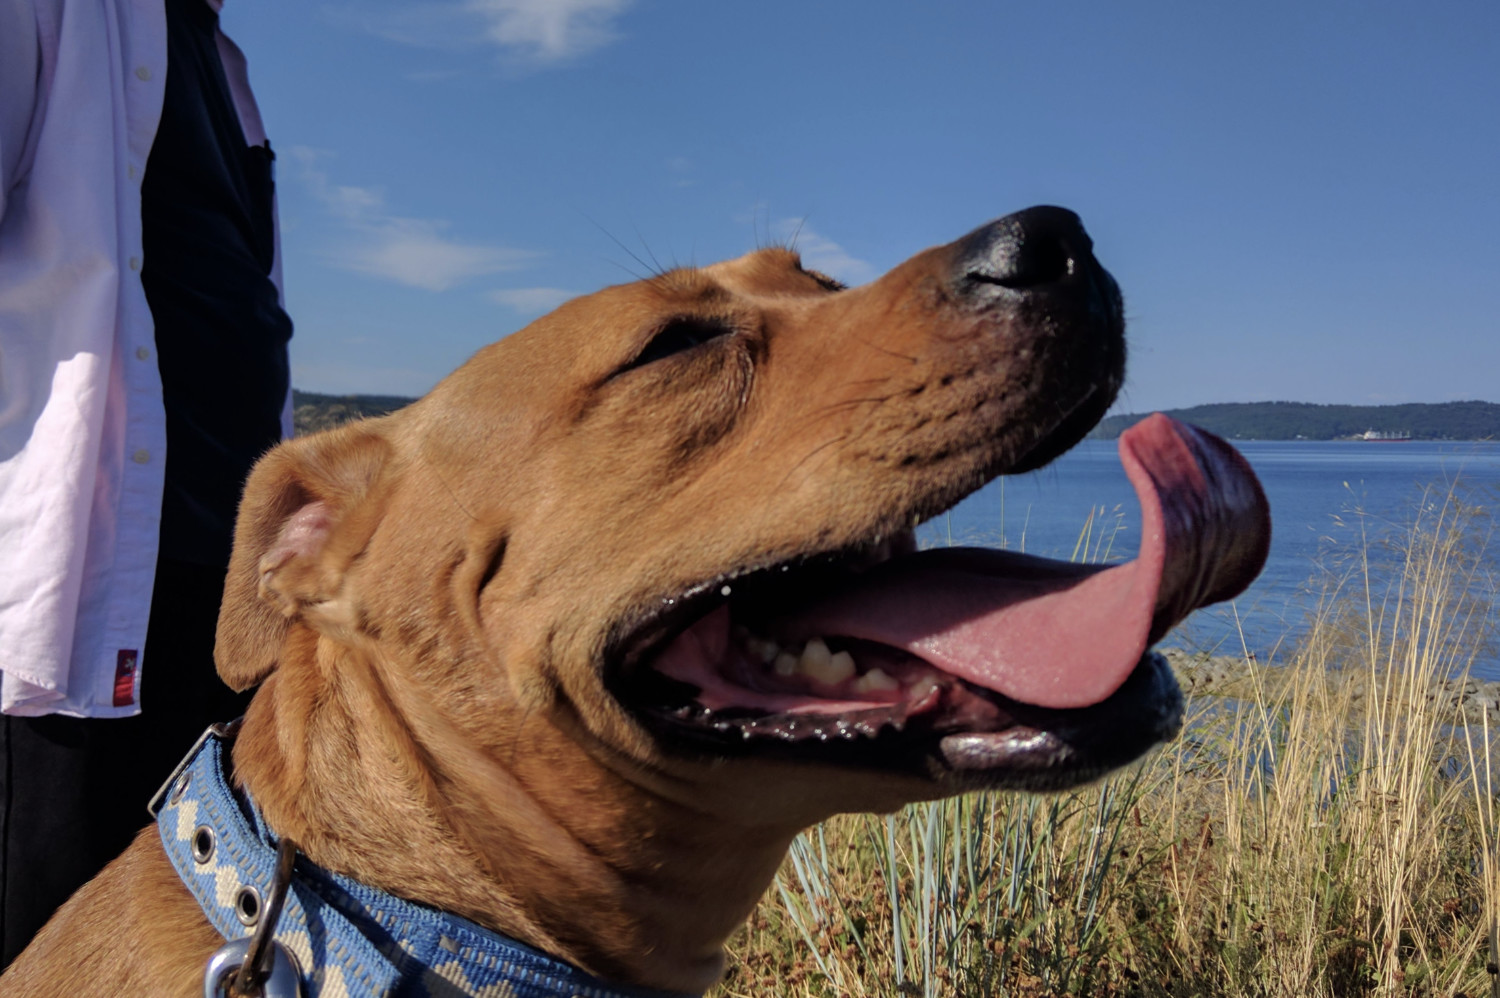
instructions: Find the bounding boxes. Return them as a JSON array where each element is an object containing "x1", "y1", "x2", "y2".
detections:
[{"x1": 215, "y1": 422, "x2": 393, "y2": 691}]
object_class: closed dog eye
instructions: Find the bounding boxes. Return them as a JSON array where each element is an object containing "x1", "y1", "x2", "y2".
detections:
[
  {"x1": 618, "y1": 316, "x2": 736, "y2": 375},
  {"x1": 800, "y1": 267, "x2": 845, "y2": 292}
]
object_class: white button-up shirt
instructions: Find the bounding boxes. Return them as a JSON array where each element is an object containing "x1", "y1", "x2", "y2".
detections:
[{"x1": 0, "y1": 0, "x2": 289, "y2": 716}]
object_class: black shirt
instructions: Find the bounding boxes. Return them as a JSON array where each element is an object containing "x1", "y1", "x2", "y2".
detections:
[{"x1": 141, "y1": 0, "x2": 293, "y2": 567}]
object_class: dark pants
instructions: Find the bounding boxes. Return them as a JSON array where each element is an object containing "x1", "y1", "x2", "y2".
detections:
[{"x1": 0, "y1": 559, "x2": 253, "y2": 966}]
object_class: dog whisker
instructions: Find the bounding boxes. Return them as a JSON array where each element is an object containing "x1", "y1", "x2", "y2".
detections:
[
  {"x1": 776, "y1": 432, "x2": 852, "y2": 490},
  {"x1": 853, "y1": 336, "x2": 920, "y2": 364},
  {"x1": 586, "y1": 216, "x2": 660, "y2": 283},
  {"x1": 417, "y1": 451, "x2": 481, "y2": 522}
]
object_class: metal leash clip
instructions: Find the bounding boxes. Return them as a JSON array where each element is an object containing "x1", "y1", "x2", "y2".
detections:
[{"x1": 203, "y1": 837, "x2": 303, "y2": 998}]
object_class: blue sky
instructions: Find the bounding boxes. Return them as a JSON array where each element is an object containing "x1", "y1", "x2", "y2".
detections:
[{"x1": 225, "y1": 0, "x2": 1499, "y2": 413}]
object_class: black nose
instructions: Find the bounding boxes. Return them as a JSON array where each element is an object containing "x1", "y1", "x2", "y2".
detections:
[
  {"x1": 955, "y1": 205, "x2": 1095, "y2": 290},
  {"x1": 951, "y1": 206, "x2": 1121, "y2": 330}
]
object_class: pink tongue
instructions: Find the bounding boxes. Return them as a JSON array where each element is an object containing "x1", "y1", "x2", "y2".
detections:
[{"x1": 787, "y1": 415, "x2": 1271, "y2": 709}]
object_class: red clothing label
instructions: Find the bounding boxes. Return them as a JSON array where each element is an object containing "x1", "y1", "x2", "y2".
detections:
[{"x1": 113, "y1": 650, "x2": 138, "y2": 707}]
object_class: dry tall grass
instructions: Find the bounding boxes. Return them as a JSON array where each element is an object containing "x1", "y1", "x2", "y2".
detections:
[{"x1": 713, "y1": 487, "x2": 1498, "y2": 997}]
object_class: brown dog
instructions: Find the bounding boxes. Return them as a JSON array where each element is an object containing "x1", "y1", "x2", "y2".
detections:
[{"x1": 1, "y1": 207, "x2": 1269, "y2": 996}]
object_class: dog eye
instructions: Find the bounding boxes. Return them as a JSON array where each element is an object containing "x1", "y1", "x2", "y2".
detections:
[
  {"x1": 622, "y1": 316, "x2": 735, "y2": 372},
  {"x1": 803, "y1": 268, "x2": 846, "y2": 292}
]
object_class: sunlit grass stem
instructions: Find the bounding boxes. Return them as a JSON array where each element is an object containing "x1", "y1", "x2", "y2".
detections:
[{"x1": 714, "y1": 483, "x2": 1497, "y2": 997}]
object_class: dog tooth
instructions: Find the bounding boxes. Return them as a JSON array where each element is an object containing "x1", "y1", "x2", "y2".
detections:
[
  {"x1": 746, "y1": 638, "x2": 780, "y2": 664},
  {"x1": 720, "y1": 585, "x2": 732, "y2": 597},
  {"x1": 908, "y1": 676, "x2": 942, "y2": 703},
  {"x1": 773, "y1": 652, "x2": 799, "y2": 677},
  {"x1": 801, "y1": 638, "x2": 830, "y2": 667},
  {"x1": 853, "y1": 667, "x2": 899, "y2": 694},
  {"x1": 800, "y1": 639, "x2": 854, "y2": 685}
]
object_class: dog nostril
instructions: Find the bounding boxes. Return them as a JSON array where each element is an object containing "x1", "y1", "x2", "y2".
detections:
[
  {"x1": 958, "y1": 206, "x2": 1092, "y2": 291},
  {"x1": 973, "y1": 234, "x2": 1072, "y2": 289}
]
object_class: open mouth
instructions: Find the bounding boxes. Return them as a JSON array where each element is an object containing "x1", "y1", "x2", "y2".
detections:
[{"x1": 611, "y1": 414, "x2": 1271, "y2": 789}]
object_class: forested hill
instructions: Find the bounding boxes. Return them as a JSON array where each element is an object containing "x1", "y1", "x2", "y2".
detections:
[
  {"x1": 291, "y1": 393, "x2": 1500, "y2": 442},
  {"x1": 1090, "y1": 401, "x2": 1500, "y2": 441},
  {"x1": 292, "y1": 390, "x2": 415, "y2": 435}
]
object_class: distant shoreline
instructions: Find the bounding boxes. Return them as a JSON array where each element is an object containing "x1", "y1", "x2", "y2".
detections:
[
  {"x1": 292, "y1": 390, "x2": 415, "y2": 436},
  {"x1": 1091, "y1": 400, "x2": 1500, "y2": 442},
  {"x1": 292, "y1": 392, "x2": 1500, "y2": 443}
]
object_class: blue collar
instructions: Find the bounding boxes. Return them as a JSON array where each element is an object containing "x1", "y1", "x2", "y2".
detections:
[{"x1": 155, "y1": 725, "x2": 696, "y2": 998}]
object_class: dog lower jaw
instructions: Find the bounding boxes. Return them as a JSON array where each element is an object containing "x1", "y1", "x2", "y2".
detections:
[
  {"x1": 932, "y1": 651, "x2": 1184, "y2": 791},
  {"x1": 631, "y1": 647, "x2": 1183, "y2": 792}
]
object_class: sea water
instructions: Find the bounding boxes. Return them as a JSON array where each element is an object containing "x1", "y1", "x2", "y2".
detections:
[{"x1": 914, "y1": 439, "x2": 1500, "y2": 678}]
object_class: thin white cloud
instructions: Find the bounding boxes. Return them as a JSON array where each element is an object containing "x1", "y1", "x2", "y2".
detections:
[
  {"x1": 467, "y1": 0, "x2": 631, "y2": 63},
  {"x1": 290, "y1": 147, "x2": 535, "y2": 292},
  {"x1": 345, "y1": 219, "x2": 533, "y2": 292},
  {"x1": 326, "y1": 3, "x2": 472, "y2": 50},
  {"x1": 327, "y1": 0, "x2": 632, "y2": 66},
  {"x1": 772, "y1": 219, "x2": 878, "y2": 285},
  {"x1": 488, "y1": 287, "x2": 580, "y2": 314}
]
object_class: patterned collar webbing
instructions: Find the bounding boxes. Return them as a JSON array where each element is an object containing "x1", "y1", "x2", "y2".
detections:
[{"x1": 156, "y1": 727, "x2": 697, "y2": 998}]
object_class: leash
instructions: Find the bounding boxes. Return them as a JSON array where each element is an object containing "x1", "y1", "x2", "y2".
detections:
[{"x1": 151, "y1": 723, "x2": 695, "y2": 998}]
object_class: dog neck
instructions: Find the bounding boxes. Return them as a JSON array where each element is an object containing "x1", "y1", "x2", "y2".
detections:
[{"x1": 230, "y1": 630, "x2": 799, "y2": 994}]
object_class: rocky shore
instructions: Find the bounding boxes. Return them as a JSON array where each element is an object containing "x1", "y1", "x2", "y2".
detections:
[{"x1": 1160, "y1": 646, "x2": 1500, "y2": 726}]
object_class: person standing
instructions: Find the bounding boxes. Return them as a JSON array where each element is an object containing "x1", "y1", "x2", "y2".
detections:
[{"x1": 0, "y1": 0, "x2": 293, "y2": 964}]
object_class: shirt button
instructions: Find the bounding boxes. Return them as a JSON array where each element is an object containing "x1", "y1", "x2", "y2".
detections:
[
  {"x1": 132, "y1": 449, "x2": 151, "y2": 464},
  {"x1": 128, "y1": 164, "x2": 138, "y2": 181},
  {"x1": 135, "y1": 346, "x2": 151, "y2": 361},
  {"x1": 134, "y1": 66, "x2": 152, "y2": 81},
  {"x1": 128, "y1": 256, "x2": 141, "y2": 271}
]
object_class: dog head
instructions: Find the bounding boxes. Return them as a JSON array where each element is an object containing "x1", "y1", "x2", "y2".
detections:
[
  {"x1": 212, "y1": 207, "x2": 1269, "y2": 987},
  {"x1": 217, "y1": 207, "x2": 1268, "y2": 821},
  {"x1": 211, "y1": 204, "x2": 1266, "y2": 816}
]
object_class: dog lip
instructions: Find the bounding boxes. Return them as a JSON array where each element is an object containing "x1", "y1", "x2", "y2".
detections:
[
  {"x1": 935, "y1": 652, "x2": 1184, "y2": 785},
  {"x1": 609, "y1": 534, "x2": 912, "y2": 680},
  {"x1": 626, "y1": 652, "x2": 1182, "y2": 789}
]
